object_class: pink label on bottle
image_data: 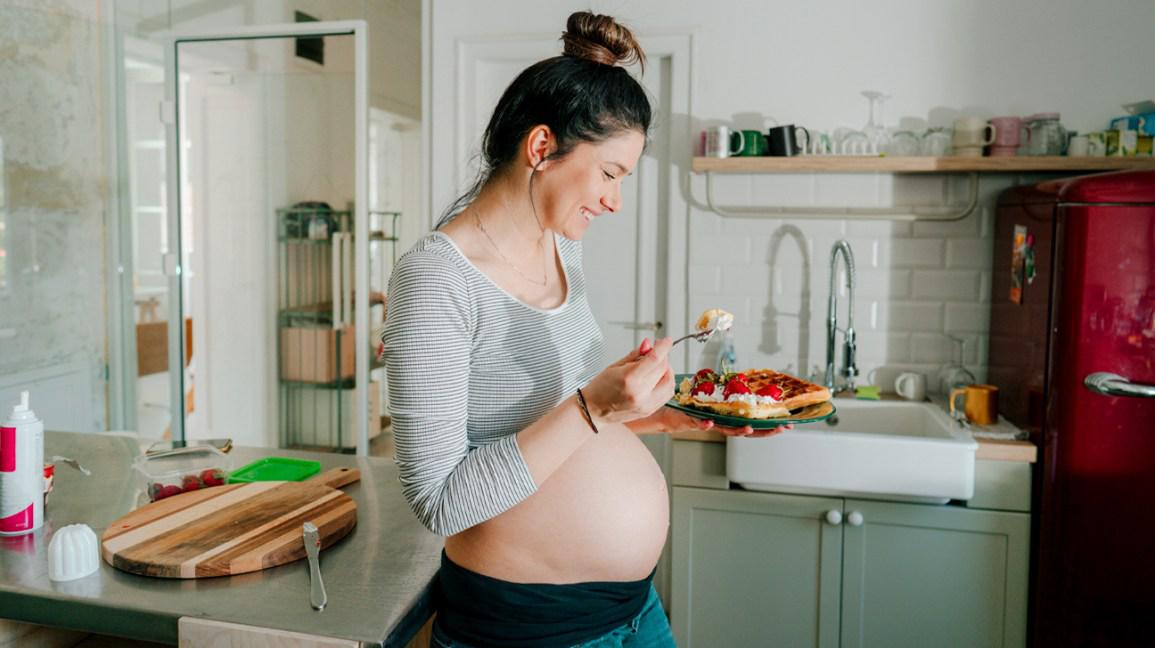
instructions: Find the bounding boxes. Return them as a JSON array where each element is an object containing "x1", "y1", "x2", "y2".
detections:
[
  {"x1": 0, "y1": 426, "x2": 14, "y2": 472},
  {"x1": 0, "y1": 503, "x2": 33, "y2": 532}
]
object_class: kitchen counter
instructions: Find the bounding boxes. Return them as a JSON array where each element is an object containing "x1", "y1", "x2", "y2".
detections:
[{"x1": 0, "y1": 431, "x2": 442, "y2": 646}]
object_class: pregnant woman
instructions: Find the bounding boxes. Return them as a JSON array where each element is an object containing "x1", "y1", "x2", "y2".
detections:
[{"x1": 382, "y1": 12, "x2": 784, "y2": 647}]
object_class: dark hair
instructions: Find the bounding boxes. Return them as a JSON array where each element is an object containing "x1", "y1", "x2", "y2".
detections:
[{"x1": 437, "y1": 11, "x2": 652, "y2": 227}]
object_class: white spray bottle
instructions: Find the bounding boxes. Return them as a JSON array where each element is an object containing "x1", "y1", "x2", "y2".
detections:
[{"x1": 0, "y1": 391, "x2": 45, "y2": 535}]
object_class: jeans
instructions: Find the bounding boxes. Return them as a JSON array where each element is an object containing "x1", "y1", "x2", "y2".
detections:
[{"x1": 430, "y1": 584, "x2": 676, "y2": 648}]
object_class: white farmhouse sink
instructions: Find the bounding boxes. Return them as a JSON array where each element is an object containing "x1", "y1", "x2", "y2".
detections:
[{"x1": 726, "y1": 399, "x2": 978, "y2": 503}]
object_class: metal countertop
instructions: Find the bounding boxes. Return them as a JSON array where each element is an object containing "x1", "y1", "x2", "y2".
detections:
[{"x1": 0, "y1": 432, "x2": 442, "y2": 646}]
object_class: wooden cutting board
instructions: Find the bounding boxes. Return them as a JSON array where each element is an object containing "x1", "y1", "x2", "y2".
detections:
[{"x1": 102, "y1": 467, "x2": 360, "y2": 578}]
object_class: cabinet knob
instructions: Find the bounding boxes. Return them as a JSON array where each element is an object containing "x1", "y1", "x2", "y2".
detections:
[
  {"x1": 847, "y1": 511, "x2": 864, "y2": 527},
  {"x1": 824, "y1": 510, "x2": 842, "y2": 526}
]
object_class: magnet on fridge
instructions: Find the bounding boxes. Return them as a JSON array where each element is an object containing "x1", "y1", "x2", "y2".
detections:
[{"x1": 1010, "y1": 225, "x2": 1027, "y2": 304}]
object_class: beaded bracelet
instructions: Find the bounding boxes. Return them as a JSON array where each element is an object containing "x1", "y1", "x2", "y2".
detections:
[{"x1": 575, "y1": 387, "x2": 600, "y2": 434}]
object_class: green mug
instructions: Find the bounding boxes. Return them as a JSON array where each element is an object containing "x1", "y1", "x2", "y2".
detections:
[{"x1": 733, "y1": 129, "x2": 768, "y2": 156}]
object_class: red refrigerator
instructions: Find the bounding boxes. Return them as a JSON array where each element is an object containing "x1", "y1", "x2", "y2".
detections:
[{"x1": 991, "y1": 169, "x2": 1155, "y2": 647}]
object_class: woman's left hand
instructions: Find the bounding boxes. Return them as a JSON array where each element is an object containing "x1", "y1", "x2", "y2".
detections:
[{"x1": 637, "y1": 406, "x2": 792, "y2": 438}]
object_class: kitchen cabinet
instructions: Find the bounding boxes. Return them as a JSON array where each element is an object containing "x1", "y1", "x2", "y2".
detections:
[{"x1": 671, "y1": 486, "x2": 1029, "y2": 648}]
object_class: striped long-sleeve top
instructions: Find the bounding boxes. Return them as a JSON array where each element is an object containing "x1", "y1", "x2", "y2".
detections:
[{"x1": 381, "y1": 231, "x2": 604, "y2": 536}]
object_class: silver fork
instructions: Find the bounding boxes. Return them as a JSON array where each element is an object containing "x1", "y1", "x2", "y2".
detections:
[{"x1": 671, "y1": 328, "x2": 716, "y2": 347}]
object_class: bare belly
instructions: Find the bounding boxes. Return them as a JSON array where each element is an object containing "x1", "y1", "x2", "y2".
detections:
[{"x1": 444, "y1": 422, "x2": 669, "y2": 584}]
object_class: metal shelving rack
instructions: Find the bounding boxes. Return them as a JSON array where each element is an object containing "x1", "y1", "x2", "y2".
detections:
[
  {"x1": 275, "y1": 206, "x2": 357, "y2": 451},
  {"x1": 275, "y1": 207, "x2": 401, "y2": 452}
]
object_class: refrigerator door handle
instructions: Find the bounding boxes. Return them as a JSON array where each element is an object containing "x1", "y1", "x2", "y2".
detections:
[{"x1": 1084, "y1": 372, "x2": 1155, "y2": 399}]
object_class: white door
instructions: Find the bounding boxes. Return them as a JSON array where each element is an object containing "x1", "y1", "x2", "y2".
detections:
[{"x1": 456, "y1": 40, "x2": 666, "y2": 365}]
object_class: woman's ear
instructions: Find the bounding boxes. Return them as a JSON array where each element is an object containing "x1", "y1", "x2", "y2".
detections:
[{"x1": 523, "y1": 125, "x2": 556, "y2": 169}]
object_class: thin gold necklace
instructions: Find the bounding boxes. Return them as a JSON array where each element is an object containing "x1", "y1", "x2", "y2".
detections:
[{"x1": 474, "y1": 211, "x2": 549, "y2": 287}]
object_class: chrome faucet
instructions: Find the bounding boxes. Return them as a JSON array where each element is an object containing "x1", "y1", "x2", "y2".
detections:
[{"x1": 824, "y1": 240, "x2": 858, "y2": 393}]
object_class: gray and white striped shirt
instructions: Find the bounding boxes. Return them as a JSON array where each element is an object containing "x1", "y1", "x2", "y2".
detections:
[{"x1": 382, "y1": 232, "x2": 604, "y2": 536}]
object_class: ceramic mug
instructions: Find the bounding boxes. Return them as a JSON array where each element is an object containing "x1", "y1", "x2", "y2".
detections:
[
  {"x1": 950, "y1": 384, "x2": 999, "y2": 425},
  {"x1": 1067, "y1": 135, "x2": 1090, "y2": 157},
  {"x1": 952, "y1": 117, "x2": 996, "y2": 157},
  {"x1": 988, "y1": 116, "x2": 1022, "y2": 157},
  {"x1": 894, "y1": 372, "x2": 927, "y2": 401},
  {"x1": 767, "y1": 125, "x2": 810, "y2": 157},
  {"x1": 735, "y1": 129, "x2": 768, "y2": 156},
  {"x1": 705, "y1": 126, "x2": 744, "y2": 158}
]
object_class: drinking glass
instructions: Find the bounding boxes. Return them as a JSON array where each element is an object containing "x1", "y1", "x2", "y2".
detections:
[
  {"x1": 861, "y1": 90, "x2": 891, "y2": 154},
  {"x1": 938, "y1": 336, "x2": 977, "y2": 407},
  {"x1": 888, "y1": 130, "x2": 921, "y2": 156}
]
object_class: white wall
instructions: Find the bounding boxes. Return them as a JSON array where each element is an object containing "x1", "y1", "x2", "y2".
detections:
[{"x1": 428, "y1": 0, "x2": 1155, "y2": 389}]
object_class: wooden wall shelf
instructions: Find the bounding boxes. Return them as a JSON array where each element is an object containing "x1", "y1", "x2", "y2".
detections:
[{"x1": 692, "y1": 156, "x2": 1155, "y2": 174}]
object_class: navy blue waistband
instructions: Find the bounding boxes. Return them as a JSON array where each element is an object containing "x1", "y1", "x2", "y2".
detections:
[{"x1": 435, "y1": 550, "x2": 654, "y2": 648}]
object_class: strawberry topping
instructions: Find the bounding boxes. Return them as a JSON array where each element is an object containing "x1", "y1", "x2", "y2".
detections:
[
  {"x1": 691, "y1": 381, "x2": 716, "y2": 396},
  {"x1": 723, "y1": 379, "x2": 752, "y2": 398},
  {"x1": 756, "y1": 383, "x2": 784, "y2": 400}
]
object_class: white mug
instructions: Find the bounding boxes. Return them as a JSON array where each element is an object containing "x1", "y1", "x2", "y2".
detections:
[
  {"x1": 705, "y1": 126, "x2": 743, "y2": 158},
  {"x1": 952, "y1": 117, "x2": 996, "y2": 153},
  {"x1": 1067, "y1": 135, "x2": 1089, "y2": 157},
  {"x1": 895, "y1": 372, "x2": 927, "y2": 401}
]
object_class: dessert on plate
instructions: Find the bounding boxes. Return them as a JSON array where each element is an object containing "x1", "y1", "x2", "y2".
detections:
[{"x1": 676, "y1": 368, "x2": 832, "y2": 420}]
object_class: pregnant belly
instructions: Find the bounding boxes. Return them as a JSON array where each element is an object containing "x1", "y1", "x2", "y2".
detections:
[{"x1": 445, "y1": 423, "x2": 669, "y2": 583}]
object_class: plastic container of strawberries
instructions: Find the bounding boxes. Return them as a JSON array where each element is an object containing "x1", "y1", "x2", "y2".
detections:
[{"x1": 133, "y1": 446, "x2": 233, "y2": 502}]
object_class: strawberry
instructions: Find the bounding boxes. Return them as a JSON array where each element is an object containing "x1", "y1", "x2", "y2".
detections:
[
  {"x1": 200, "y1": 469, "x2": 226, "y2": 487},
  {"x1": 756, "y1": 384, "x2": 785, "y2": 400},
  {"x1": 154, "y1": 484, "x2": 183, "y2": 501},
  {"x1": 723, "y1": 378, "x2": 752, "y2": 398},
  {"x1": 691, "y1": 381, "x2": 716, "y2": 397},
  {"x1": 181, "y1": 475, "x2": 202, "y2": 492},
  {"x1": 694, "y1": 368, "x2": 717, "y2": 381}
]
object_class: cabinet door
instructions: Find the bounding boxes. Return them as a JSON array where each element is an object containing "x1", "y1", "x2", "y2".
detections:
[
  {"x1": 671, "y1": 487, "x2": 843, "y2": 648},
  {"x1": 840, "y1": 500, "x2": 1029, "y2": 648}
]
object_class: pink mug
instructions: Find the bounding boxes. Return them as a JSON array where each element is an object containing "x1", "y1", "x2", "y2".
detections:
[{"x1": 988, "y1": 116, "x2": 1023, "y2": 156}]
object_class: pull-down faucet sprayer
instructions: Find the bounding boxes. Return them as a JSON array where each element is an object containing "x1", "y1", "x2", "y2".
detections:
[{"x1": 824, "y1": 240, "x2": 858, "y2": 392}]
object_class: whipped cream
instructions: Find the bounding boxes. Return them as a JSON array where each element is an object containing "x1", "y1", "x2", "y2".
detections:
[
  {"x1": 695, "y1": 308, "x2": 734, "y2": 333},
  {"x1": 682, "y1": 382, "x2": 781, "y2": 405}
]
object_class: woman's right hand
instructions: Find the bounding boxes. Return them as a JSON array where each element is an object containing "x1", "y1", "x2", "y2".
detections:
[{"x1": 581, "y1": 337, "x2": 676, "y2": 425}]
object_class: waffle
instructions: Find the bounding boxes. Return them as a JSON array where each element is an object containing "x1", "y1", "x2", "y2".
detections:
[
  {"x1": 676, "y1": 369, "x2": 831, "y2": 420},
  {"x1": 743, "y1": 369, "x2": 832, "y2": 411}
]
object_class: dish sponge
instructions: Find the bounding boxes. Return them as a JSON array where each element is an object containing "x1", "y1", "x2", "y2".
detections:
[{"x1": 855, "y1": 385, "x2": 881, "y2": 400}]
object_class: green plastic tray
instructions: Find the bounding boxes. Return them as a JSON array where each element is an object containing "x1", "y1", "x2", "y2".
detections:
[{"x1": 227, "y1": 457, "x2": 321, "y2": 484}]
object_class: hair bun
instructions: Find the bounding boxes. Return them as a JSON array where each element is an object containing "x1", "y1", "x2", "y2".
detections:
[{"x1": 561, "y1": 11, "x2": 645, "y2": 72}]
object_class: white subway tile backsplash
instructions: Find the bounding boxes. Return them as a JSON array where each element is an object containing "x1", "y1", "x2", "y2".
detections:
[
  {"x1": 688, "y1": 184, "x2": 1006, "y2": 382},
  {"x1": 946, "y1": 238, "x2": 992, "y2": 269},
  {"x1": 911, "y1": 270, "x2": 980, "y2": 301},
  {"x1": 845, "y1": 219, "x2": 911, "y2": 238},
  {"x1": 889, "y1": 175, "x2": 950, "y2": 207},
  {"x1": 721, "y1": 263, "x2": 769, "y2": 296},
  {"x1": 886, "y1": 332, "x2": 912, "y2": 363},
  {"x1": 944, "y1": 303, "x2": 989, "y2": 332},
  {"x1": 891, "y1": 238, "x2": 946, "y2": 267},
  {"x1": 813, "y1": 175, "x2": 881, "y2": 207},
  {"x1": 854, "y1": 269, "x2": 912, "y2": 299},
  {"x1": 911, "y1": 333, "x2": 953, "y2": 364},
  {"x1": 692, "y1": 234, "x2": 752, "y2": 264},
  {"x1": 749, "y1": 174, "x2": 814, "y2": 206},
  {"x1": 912, "y1": 213, "x2": 981, "y2": 238},
  {"x1": 886, "y1": 302, "x2": 945, "y2": 332}
]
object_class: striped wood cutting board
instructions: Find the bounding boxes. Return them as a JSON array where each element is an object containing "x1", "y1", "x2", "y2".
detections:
[{"x1": 101, "y1": 467, "x2": 359, "y2": 578}]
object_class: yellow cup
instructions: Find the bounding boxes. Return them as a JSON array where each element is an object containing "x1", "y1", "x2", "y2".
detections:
[{"x1": 950, "y1": 384, "x2": 999, "y2": 425}]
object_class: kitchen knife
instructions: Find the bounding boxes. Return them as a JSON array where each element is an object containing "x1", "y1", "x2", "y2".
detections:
[{"x1": 303, "y1": 522, "x2": 327, "y2": 610}]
